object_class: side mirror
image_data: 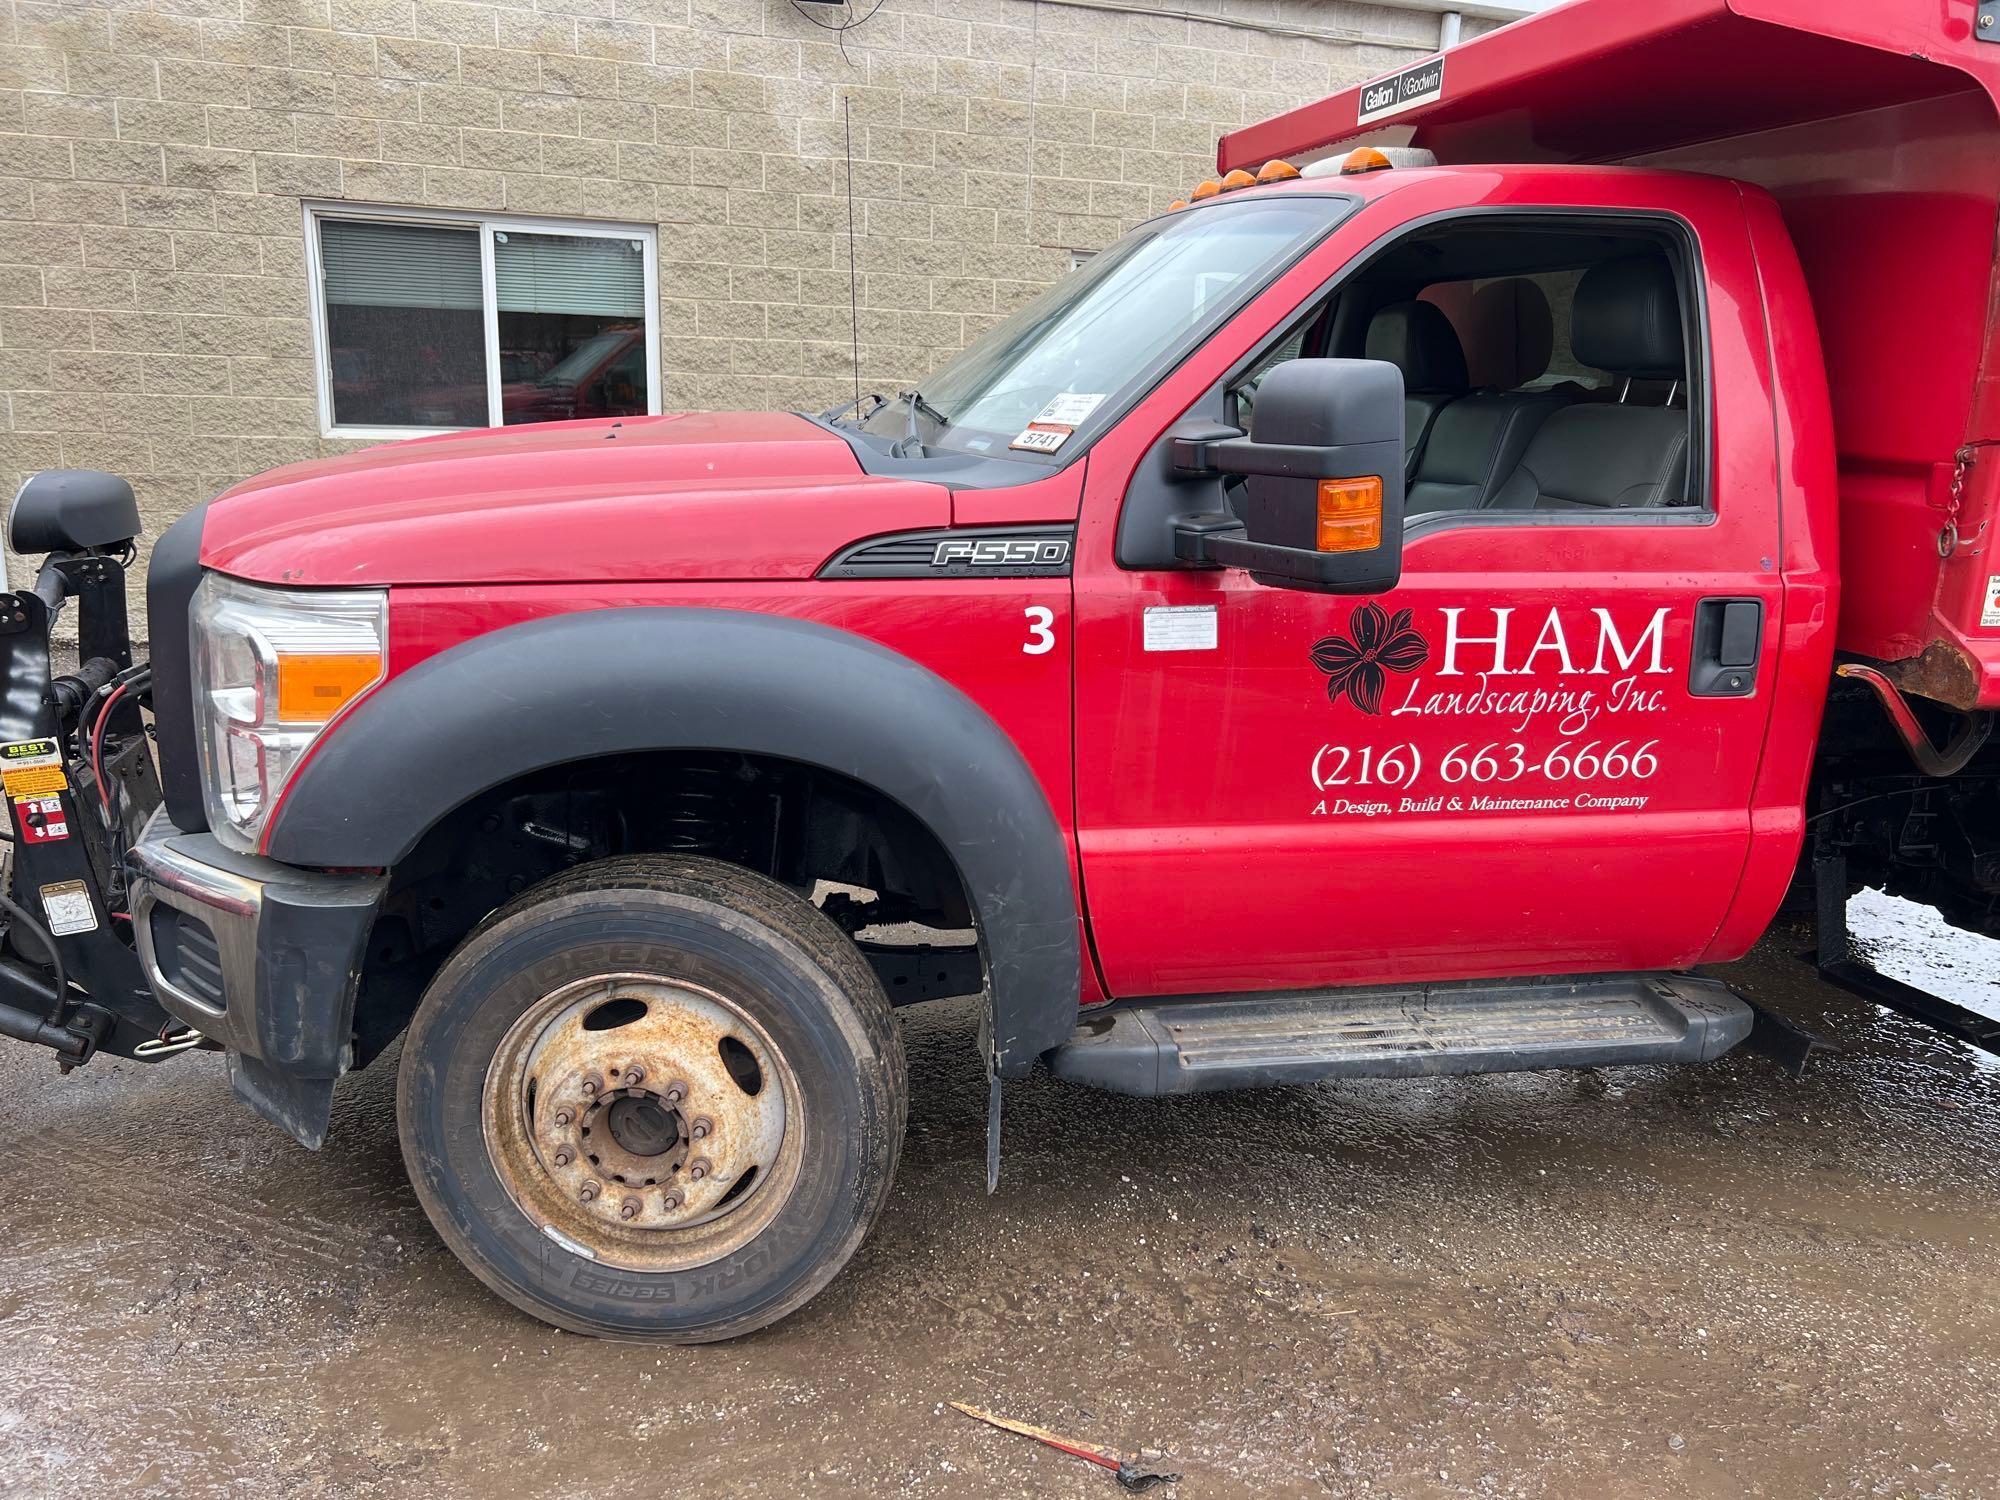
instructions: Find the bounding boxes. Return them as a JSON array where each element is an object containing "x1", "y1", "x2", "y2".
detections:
[
  {"x1": 9, "y1": 469, "x2": 141, "y2": 557},
  {"x1": 1170, "y1": 358, "x2": 1405, "y2": 593}
]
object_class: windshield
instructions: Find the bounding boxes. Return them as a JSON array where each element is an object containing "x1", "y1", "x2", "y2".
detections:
[
  {"x1": 539, "y1": 327, "x2": 634, "y2": 387},
  {"x1": 850, "y1": 194, "x2": 1353, "y2": 460}
]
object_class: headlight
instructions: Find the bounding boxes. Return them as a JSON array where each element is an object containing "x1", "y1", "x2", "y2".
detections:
[{"x1": 191, "y1": 573, "x2": 387, "y2": 851}]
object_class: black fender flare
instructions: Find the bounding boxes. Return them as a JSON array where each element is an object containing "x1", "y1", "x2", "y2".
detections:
[{"x1": 265, "y1": 608, "x2": 1080, "y2": 1073}]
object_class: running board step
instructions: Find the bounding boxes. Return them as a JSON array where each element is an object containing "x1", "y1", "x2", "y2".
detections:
[{"x1": 1046, "y1": 975, "x2": 1753, "y2": 1096}]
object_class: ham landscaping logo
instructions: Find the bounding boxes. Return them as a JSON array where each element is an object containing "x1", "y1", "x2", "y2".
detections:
[{"x1": 1311, "y1": 602, "x2": 1430, "y2": 714}]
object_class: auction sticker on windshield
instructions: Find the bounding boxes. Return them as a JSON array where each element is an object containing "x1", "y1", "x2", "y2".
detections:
[
  {"x1": 1010, "y1": 423, "x2": 1072, "y2": 453},
  {"x1": 1036, "y1": 393, "x2": 1104, "y2": 425}
]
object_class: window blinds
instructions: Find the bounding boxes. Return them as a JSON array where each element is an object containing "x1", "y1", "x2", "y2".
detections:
[
  {"x1": 319, "y1": 220, "x2": 481, "y2": 310},
  {"x1": 495, "y1": 232, "x2": 645, "y2": 318}
]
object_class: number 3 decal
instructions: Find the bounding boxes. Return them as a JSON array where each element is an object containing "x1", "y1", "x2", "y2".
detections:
[{"x1": 1022, "y1": 605, "x2": 1056, "y2": 655}]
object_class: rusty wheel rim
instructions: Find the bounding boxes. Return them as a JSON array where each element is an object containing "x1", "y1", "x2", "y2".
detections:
[{"x1": 482, "y1": 972, "x2": 801, "y2": 1273}]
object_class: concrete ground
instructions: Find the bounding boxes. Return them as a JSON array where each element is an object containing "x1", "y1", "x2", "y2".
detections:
[{"x1": 2, "y1": 915, "x2": 1997, "y2": 1500}]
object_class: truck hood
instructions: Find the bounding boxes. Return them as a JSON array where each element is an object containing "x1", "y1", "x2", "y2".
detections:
[{"x1": 199, "y1": 411, "x2": 950, "y2": 586}]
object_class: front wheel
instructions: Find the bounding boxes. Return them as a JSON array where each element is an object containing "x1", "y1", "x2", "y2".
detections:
[{"x1": 397, "y1": 855, "x2": 906, "y2": 1341}]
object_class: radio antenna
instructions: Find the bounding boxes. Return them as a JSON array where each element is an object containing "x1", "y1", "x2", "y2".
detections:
[{"x1": 843, "y1": 93, "x2": 861, "y2": 405}]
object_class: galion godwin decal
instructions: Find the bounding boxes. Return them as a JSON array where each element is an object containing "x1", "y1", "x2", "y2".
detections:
[{"x1": 1310, "y1": 601, "x2": 1430, "y2": 714}]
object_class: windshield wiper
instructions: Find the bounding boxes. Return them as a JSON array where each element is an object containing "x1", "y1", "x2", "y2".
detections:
[
  {"x1": 821, "y1": 391, "x2": 888, "y2": 427},
  {"x1": 892, "y1": 389, "x2": 952, "y2": 456}
]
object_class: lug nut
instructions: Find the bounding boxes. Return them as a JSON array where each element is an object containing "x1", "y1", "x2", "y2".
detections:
[
  {"x1": 690, "y1": 1116, "x2": 713, "y2": 1141},
  {"x1": 619, "y1": 1196, "x2": 641, "y2": 1221},
  {"x1": 580, "y1": 1074, "x2": 603, "y2": 1098},
  {"x1": 688, "y1": 1157, "x2": 711, "y2": 1181},
  {"x1": 661, "y1": 1190, "x2": 684, "y2": 1211},
  {"x1": 552, "y1": 1147, "x2": 574, "y2": 1167},
  {"x1": 624, "y1": 1064, "x2": 644, "y2": 1085},
  {"x1": 552, "y1": 1108, "x2": 574, "y2": 1127},
  {"x1": 579, "y1": 1180, "x2": 601, "y2": 1203},
  {"x1": 664, "y1": 1079, "x2": 689, "y2": 1105}
]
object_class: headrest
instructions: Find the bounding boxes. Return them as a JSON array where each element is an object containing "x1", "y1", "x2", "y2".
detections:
[
  {"x1": 1573, "y1": 255, "x2": 1683, "y2": 379},
  {"x1": 1365, "y1": 300, "x2": 1469, "y2": 395},
  {"x1": 1465, "y1": 278, "x2": 1554, "y2": 389}
]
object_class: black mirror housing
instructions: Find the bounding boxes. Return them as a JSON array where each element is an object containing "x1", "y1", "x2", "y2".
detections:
[
  {"x1": 1172, "y1": 358, "x2": 1406, "y2": 594},
  {"x1": 10, "y1": 469, "x2": 141, "y2": 557}
]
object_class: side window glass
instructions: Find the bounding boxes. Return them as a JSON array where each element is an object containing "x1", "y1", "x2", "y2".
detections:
[
  {"x1": 1228, "y1": 294, "x2": 1333, "y2": 428},
  {"x1": 1329, "y1": 222, "x2": 1701, "y2": 520}
]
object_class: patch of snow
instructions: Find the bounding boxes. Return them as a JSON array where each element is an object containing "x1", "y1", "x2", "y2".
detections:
[{"x1": 1847, "y1": 888, "x2": 2000, "y2": 1068}]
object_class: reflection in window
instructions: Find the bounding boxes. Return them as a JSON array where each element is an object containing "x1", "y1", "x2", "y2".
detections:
[
  {"x1": 495, "y1": 232, "x2": 649, "y2": 425},
  {"x1": 311, "y1": 211, "x2": 656, "y2": 434},
  {"x1": 319, "y1": 220, "x2": 487, "y2": 429}
]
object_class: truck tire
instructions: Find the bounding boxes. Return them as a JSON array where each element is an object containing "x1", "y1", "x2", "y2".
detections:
[{"x1": 396, "y1": 853, "x2": 906, "y2": 1342}]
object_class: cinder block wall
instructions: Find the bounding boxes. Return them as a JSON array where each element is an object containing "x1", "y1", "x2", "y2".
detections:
[{"x1": 0, "y1": 0, "x2": 1499, "y2": 566}]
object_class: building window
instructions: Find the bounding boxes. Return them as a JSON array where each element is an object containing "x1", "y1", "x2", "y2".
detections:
[{"x1": 306, "y1": 205, "x2": 658, "y2": 438}]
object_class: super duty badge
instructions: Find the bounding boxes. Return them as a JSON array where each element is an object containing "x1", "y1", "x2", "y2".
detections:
[{"x1": 819, "y1": 527, "x2": 1076, "y2": 579}]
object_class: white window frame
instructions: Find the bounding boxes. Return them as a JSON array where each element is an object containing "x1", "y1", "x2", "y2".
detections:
[{"x1": 302, "y1": 201, "x2": 661, "y2": 441}]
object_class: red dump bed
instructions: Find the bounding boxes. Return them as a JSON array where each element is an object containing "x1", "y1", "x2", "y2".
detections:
[{"x1": 1221, "y1": 0, "x2": 2000, "y2": 708}]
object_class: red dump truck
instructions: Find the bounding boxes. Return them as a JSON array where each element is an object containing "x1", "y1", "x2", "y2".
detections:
[{"x1": 2, "y1": 0, "x2": 1996, "y2": 1341}]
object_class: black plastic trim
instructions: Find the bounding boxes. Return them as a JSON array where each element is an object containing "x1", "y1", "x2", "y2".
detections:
[
  {"x1": 146, "y1": 501, "x2": 210, "y2": 832},
  {"x1": 265, "y1": 608, "x2": 1082, "y2": 1074},
  {"x1": 819, "y1": 525, "x2": 1076, "y2": 580}
]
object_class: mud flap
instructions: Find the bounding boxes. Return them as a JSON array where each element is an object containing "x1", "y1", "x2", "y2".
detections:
[{"x1": 228, "y1": 1053, "x2": 339, "y2": 1150}]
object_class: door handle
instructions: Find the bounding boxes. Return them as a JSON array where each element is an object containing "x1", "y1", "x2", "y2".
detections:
[{"x1": 1690, "y1": 597, "x2": 1763, "y2": 697}]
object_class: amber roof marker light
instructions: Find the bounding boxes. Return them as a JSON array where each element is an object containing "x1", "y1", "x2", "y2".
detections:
[
  {"x1": 1255, "y1": 159, "x2": 1301, "y2": 182},
  {"x1": 1298, "y1": 146, "x2": 1441, "y2": 179}
]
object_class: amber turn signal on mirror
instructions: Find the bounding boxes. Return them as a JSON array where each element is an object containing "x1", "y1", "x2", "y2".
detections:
[{"x1": 1316, "y1": 478, "x2": 1383, "y2": 552}]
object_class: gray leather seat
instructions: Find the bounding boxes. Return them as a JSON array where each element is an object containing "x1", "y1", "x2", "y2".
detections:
[
  {"x1": 1403, "y1": 278, "x2": 1567, "y2": 517},
  {"x1": 1405, "y1": 390, "x2": 1569, "y2": 515},
  {"x1": 1364, "y1": 300, "x2": 1469, "y2": 478},
  {"x1": 1486, "y1": 256, "x2": 1691, "y2": 511}
]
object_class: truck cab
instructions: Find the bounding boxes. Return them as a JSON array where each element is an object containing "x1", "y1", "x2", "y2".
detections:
[{"x1": 3, "y1": 0, "x2": 1995, "y2": 1343}]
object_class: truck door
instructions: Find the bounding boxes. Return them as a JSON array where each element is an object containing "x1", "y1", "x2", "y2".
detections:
[{"x1": 1072, "y1": 184, "x2": 1785, "y2": 998}]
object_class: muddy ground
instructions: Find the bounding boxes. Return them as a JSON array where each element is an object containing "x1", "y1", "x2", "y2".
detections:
[{"x1": 2, "y1": 915, "x2": 1997, "y2": 1499}]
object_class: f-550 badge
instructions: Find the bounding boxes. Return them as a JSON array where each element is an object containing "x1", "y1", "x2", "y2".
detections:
[{"x1": 932, "y1": 538, "x2": 1071, "y2": 568}]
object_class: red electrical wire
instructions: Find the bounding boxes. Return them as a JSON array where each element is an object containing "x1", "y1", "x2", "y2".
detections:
[{"x1": 91, "y1": 680, "x2": 128, "y2": 821}]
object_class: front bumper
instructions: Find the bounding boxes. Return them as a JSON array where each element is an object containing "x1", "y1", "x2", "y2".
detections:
[{"x1": 128, "y1": 809, "x2": 387, "y2": 1147}]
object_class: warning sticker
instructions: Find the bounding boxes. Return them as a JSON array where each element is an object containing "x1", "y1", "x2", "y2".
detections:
[
  {"x1": 0, "y1": 738, "x2": 66, "y2": 799},
  {"x1": 39, "y1": 880, "x2": 97, "y2": 937},
  {"x1": 1010, "y1": 423, "x2": 1072, "y2": 454},
  {"x1": 1034, "y1": 392, "x2": 1104, "y2": 426},
  {"x1": 1983, "y1": 575, "x2": 2000, "y2": 628},
  {"x1": 13, "y1": 796, "x2": 68, "y2": 844},
  {"x1": 1143, "y1": 604, "x2": 1219, "y2": 652},
  {"x1": 3, "y1": 764, "x2": 67, "y2": 798}
]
